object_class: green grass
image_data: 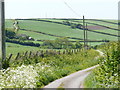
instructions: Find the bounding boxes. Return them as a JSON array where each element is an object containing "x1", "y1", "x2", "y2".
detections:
[
  {"x1": 5, "y1": 19, "x2": 14, "y2": 29},
  {"x1": 5, "y1": 19, "x2": 118, "y2": 48},
  {"x1": 86, "y1": 20, "x2": 117, "y2": 29},
  {"x1": 18, "y1": 20, "x2": 118, "y2": 40},
  {"x1": 39, "y1": 19, "x2": 65, "y2": 23},
  {"x1": 32, "y1": 41, "x2": 43, "y2": 44},
  {"x1": 6, "y1": 42, "x2": 67, "y2": 56},
  {"x1": 87, "y1": 42, "x2": 105, "y2": 46},
  {"x1": 18, "y1": 30, "x2": 80, "y2": 41},
  {"x1": 86, "y1": 30, "x2": 118, "y2": 41},
  {"x1": 95, "y1": 19, "x2": 118, "y2": 23},
  {"x1": 6, "y1": 42, "x2": 40, "y2": 56},
  {"x1": 93, "y1": 29, "x2": 118, "y2": 35},
  {"x1": 84, "y1": 70, "x2": 97, "y2": 88},
  {"x1": 18, "y1": 20, "x2": 84, "y2": 38},
  {"x1": 73, "y1": 19, "x2": 117, "y2": 29},
  {"x1": 1, "y1": 49, "x2": 100, "y2": 88},
  {"x1": 18, "y1": 30, "x2": 58, "y2": 40}
]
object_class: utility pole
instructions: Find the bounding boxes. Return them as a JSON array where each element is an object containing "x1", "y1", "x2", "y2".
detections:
[
  {"x1": 0, "y1": 0, "x2": 5, "y2": 69},
  {"x1": 85, "y1": 23, "x2": 88, "y2": 49},
  {"x1": 83, "y1": 16, "x2": 86, "y2": 49}
]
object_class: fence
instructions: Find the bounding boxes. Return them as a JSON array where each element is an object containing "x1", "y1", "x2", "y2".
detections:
[{"x1": 6, "y1": 49, "x2": 81, "y2": 61}]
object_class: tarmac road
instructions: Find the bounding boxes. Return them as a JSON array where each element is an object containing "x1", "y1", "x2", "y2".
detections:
[
  {"x1": 43, "y1": 50, "x2": 103, "y2": 89},
  {"x1": 43, "y1": 65, "x2": 99, "y2": 88}
]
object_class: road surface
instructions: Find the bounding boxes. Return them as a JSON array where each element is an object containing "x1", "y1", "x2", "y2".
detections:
[
  {"x1": 44, "y1": 65, "x2": 98, "y2": 88},
  {"x1": 43, "y1": 50, "x2": 103, "y2": 88}
]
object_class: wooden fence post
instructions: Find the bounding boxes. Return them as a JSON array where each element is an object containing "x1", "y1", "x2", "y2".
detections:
[
  {"x1": 15, "y1": 53, "x2": 20, "y2": 60},
  {"x1": 63, "y1": 50, "x2": 65, "y2": 54},
  {"x1": 35, "y1": 51, "x2": 39, "y2": 56},
  {"x1": 46, "y1": 50, "x2": 48, "y2": 55},
  {"x1": 29, "y1": 51, "x2": 32, "y2": 58},
  {"x1": 40, "y1": 50, "x2": 44, "y2": 58},
  {"x1": 8, "y1": 54, "x2": 13, "y2": 61},
  {"x1": 71, "y1": 49, "x2": 74, "y2": 53},
  {"x1": 24, "y1": 51, "x2": 28, "y2": 57},
  {"x1": 57, "y1": 50, "x2": 61, "y2": 55}
]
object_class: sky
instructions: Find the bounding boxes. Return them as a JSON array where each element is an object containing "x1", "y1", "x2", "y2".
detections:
[{"x1": 4, "y1": 0, "x2": 120, "y2": 19}]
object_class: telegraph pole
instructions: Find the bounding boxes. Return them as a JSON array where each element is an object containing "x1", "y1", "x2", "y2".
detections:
[
  {"x1": 86, "y1": 23, "x2": 88, "y2": 48},
  {"x1": 0, "y1": 0, "x2": 5, "y2": 69},
  {"x1": 83, "y1": 16, "x2": 86, "y2": 49}
]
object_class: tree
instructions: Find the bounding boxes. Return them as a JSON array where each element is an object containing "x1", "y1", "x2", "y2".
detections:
[
  {"x1": 42, "y1": 37, "x2": 75, "y2": 49},
  {"x1": 5, "y1": 28, "x2": 16, "y2": 39},
  {"x1": 75, "y1": 41, "x2": 82, "y2": 49}
]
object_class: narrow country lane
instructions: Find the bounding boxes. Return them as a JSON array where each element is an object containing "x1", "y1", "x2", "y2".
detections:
[
  {"x1": 43, "y1": 65, "x2": 99, "y2": 88},
  {"x1": 43, "y1": 50, "x2": 103, "y2": 88}
]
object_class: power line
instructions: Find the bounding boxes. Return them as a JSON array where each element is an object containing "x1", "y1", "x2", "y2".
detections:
[{"x1": 62, "y1": 0, "x2": 81, "y2": 17}]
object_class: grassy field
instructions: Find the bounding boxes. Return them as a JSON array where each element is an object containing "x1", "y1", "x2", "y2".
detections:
[
  {"x1": 18, "y1": 30, "x2": 58, "y2": 40},
  {"x1": 86, "y1": 20, "x2": 117, "y2": 29},
  {"x1": 5, "y1": 19, "x2": 14, "y2": 29},
  {"x1": 6, "y1": 42, "x2": 66, "y2": 57},
  {"x1": 5, "y1": 19, "x2": 118, "y2": 55},
  {"x1": 94, "y1": 29, "x2": 118, "y2": 35},
  {"x1": 18, "y1": 20, "x2": 84, "y2": 38},
  {"x1": 18, "y1": 19, "x2": 118, "y2": 39},
  {"x1": 6, "y1": 42, "x2": 40, "y2": 56}
]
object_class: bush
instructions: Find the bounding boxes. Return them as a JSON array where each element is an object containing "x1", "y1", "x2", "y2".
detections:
[
  {"x1": 6, "y1": 38, "x2": 40, "y2": 47},
  {"x1": 1, "y1": 49, "x2": 99, "y2": 88},
  {"x1": 94, "y1": 42, "x2": 119, "y2": 88},
  {"x1": 42, "y1": 37, "x2": 80, "y2": 49},
  {"x1": 5, "y1": 29, "x2": 16, "y2": 39}
]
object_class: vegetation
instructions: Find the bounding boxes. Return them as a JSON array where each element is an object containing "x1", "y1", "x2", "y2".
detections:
[
  {"x1": 17, "y1": 19, "x2": 118, "y2": 41},
  {"x1": 0, "y1": 49, "x2": 99, "y2": 88},
  {"x1": 6, "y1": 38, "x2": 40, "y2": 47},
  {"x1": 41, "y1": 37, "x2": 82, "y2": 49},
  {"x1": 5, "y1": 27, "x2": 40, "y2": 47},
  {"x1": 5, "y1": 19, "x2": 118, "y2": 50},
  {"x1": 5, "y1": 28, "x2": 16, "y2": 39},
  {"x1": 2, "y1": 19, "x2": 118, "y2": 88},
  {"x1": 84, "y1": 71, "x2": 97, "y2": 88},
  {"x1": 84, "y1": 41, "x2": 119, "y2": 88},
  {"x1": 6, "y1": 42, "x2": 40, "y2": 56},
  {"x1": 95, "y1": 42, "x2": 119, "y2": 88}
]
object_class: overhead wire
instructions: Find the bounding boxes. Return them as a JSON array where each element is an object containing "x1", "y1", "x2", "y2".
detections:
[{"x1": 61, "y1": 0, "x2": 81, "y2": 17}]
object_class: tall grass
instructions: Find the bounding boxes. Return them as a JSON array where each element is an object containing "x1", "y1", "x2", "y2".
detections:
[{"x1": 0, "y1": 49, "x2": 99, "y2": 88}]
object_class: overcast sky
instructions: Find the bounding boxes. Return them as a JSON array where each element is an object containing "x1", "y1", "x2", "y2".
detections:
[{"x1": 5, "y1": 0, "x2": 119, "y2": 19}]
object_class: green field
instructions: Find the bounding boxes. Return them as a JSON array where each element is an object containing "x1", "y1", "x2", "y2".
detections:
[
  {"x1": 18, "y1": 30, "x2": 58, "y2": 40},
  {"x1": 5, "y1": 19, "x2": 14, "y2": 28},
  {"x1": 6, "y1": 42, "x2": 40, "y2": 56},
  {"x1": 18, "y1": 20, "x2": 83, "y2": 38},
  {"x1": 94, "y1": 29, "x2": 118, "y2": 35},
  {"x1": 86, "y1": 20, "x2": 117, "y2": 29},
  {"x1": 18, "y1": 19, "x2": 118, "y2": 40},
  {"x1": 5, "y1": 18, "x2": 118, "y2": 55}
]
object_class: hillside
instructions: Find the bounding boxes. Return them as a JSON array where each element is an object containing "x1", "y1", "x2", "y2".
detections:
[
  {"x1": 1, "y1": 19, "x2": 119, "y2": 88},
  {"x1": 5, "y1": 18, "x2": 118, "y2": 55}
]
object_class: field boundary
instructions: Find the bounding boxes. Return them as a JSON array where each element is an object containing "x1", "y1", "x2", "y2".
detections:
[
  {"x1": 20, "y1": 29, "x2": 111, "y2": 42},
  {"x1": 17, "y1": 19, "x2": 119, "y2": 37},
  {"x1": 6, "y1": 49, "x2": 81, "y2": 63}
]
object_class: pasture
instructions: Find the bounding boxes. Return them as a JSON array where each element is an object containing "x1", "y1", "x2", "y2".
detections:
[{"x1": 5, "y1": 18, "x2": 118, "y2": 55}]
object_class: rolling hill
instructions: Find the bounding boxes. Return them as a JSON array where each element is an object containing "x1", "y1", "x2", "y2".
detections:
[{"x1": 5, "y1": 18, "x2": 118, "y2": 55}]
